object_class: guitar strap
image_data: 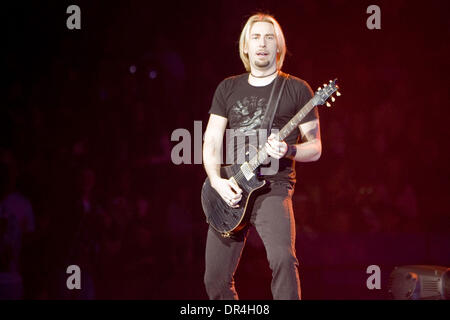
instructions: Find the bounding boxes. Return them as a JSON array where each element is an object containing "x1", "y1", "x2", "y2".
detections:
[{"x1": 259, "y1": 71, "x2": 289, "y2": 143}]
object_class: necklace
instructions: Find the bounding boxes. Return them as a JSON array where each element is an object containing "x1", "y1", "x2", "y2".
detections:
[{"x1": 250, "y1": 70, "x2": 278, "y2": 78}]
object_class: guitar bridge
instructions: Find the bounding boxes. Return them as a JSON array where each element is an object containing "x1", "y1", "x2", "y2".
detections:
[{"x1": 240, "y1": 162, "x2": 255, "y2": 181}]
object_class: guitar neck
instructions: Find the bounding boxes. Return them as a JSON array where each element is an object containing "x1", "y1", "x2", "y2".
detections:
[{"x1": 248, "y1": 99, "x2": 315, "y2": 171}]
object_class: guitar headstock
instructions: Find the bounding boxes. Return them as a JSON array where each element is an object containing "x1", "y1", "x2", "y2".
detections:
[{"x1": 312, "y1": 79, "x2": 341, "y2": 107}]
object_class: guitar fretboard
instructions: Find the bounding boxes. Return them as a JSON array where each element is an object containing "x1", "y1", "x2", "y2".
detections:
[{"x1": 248, "y1": 100, "x2": 315, "y2": 171}]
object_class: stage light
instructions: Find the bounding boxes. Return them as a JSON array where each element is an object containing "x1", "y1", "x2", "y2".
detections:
[
  {"x1": 149, "y1": 70, "x2": 157, "y2": 79},
  {"x1": 388, "y1": 265, "x2": 450, "y2": 300},
  {"x1": 129, "y1": 65, "x2": 136, "y2": 74}
]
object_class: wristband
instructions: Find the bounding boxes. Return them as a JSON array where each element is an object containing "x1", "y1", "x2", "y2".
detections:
[{"x1": 284, "y1": 145, "x2": 297, "y2": 159}]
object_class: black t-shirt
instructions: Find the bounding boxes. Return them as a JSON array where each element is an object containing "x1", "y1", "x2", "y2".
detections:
[{"x1": 208, "y1": 72, "x2": 319, "y2": 184}]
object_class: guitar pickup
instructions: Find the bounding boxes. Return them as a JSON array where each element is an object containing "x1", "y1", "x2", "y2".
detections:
[{"x1": 240, "y1": 162, "x2": 255, "y2": 181}]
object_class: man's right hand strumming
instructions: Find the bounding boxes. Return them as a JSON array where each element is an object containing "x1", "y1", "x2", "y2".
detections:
[{"x1": 211, "y1": 177, "x2": 243, "y2": 208}]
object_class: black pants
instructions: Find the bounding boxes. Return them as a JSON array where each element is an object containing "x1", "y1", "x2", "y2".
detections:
[{"x1": 204, "y1": 181, "x2": 301, "y2": 300}]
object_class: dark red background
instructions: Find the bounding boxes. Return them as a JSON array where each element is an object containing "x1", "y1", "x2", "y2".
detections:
[{"x1": 2, "y1": 0, "x2": 449, "y2": 299}]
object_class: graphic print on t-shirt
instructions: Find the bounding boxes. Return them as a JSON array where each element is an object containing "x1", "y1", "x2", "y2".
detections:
[
  {"x1": 229, "y1": 96, "x2": 267, "y2": 133},
  {"x1": 227, "y1": 95, "x2": 268, "y2": 164}
]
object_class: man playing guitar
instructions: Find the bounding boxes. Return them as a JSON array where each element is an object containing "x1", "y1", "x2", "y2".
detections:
[{"x1": 202, "y1": 13, "x2": 322, "y2": 300}]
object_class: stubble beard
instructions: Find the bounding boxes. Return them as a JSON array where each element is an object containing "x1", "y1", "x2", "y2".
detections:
[
  {"x1": 251, "y1": 52, "x2": 276, "y2": 71},
  {"x1": 254, "y1": 60, "x2": 270, "y2": 68}
]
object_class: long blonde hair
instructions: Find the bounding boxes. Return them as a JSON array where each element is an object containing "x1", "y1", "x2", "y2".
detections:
[{"x1": 239, "y1": 13, "x2": 287, "y2": 72}]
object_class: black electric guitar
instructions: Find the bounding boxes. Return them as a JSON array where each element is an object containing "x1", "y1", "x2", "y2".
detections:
[{"x1": 201, "y1": 79, "x2": 340, "y2": 237}]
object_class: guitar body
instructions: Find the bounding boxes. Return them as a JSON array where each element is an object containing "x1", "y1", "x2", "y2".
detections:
[{"x1": 201, "y1": 164, "x2": 266, "y2": 237}]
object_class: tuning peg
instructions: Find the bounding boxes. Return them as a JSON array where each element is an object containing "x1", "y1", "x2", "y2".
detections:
[
  {"x1": 331, "y1": 96, "x2": 335, "y2": 102},
  {"x1": 323, "y1": 83, "x2": 327, "y2": 87},
  {"x1": 336, "y1": 91, "x2": 341, "y2": 96},
  {"x1": 326, "y1": 102, "x2": 331, "y2": 107}
]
